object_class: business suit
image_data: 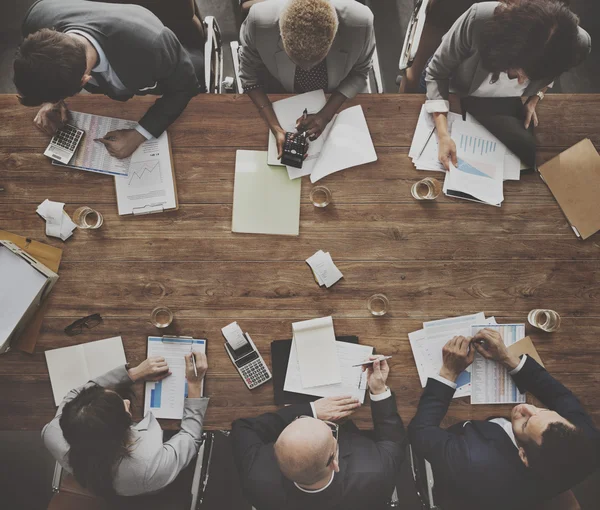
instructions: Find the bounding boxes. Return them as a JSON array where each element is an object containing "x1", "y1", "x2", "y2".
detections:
[
  {"x1": 408, "y1": 357, "x2": 600, "y2": 510},
  {"x1": 231, "y1": 394, "x2": 406, "y2": 510},
  {"x1": 22, "y1": 0, "x2": 200, "y2": 138},
  {"x1": 42, "y1": 365, "x2": 209, "y2": 496},
  {"x1": 239, "y1": 0, "x2": 375, "y2": 98}
]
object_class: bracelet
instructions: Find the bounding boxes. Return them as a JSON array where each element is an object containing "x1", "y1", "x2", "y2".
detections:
[{"x1": 536, "y1": 90, "x2": 545, "y2": 101}]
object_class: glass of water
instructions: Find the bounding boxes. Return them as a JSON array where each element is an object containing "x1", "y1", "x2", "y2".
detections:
[
  {"x1": 72, "y1": 206, "x2": 103, "y2": 229},
  {"x1": 310, "y1": 186, "x2": 332, "y2": 208},
  {"x1": 367, "y1": 294, "x2": 389, "y2": 316},
  {"x1": 411, "y1": 177, "x2": 442, "y2": 200},
  {"x1": 151, "y1": 306, "x2": 173, "y2": 328}
]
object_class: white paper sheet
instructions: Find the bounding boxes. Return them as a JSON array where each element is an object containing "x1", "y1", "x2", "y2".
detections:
[
  {"x1": 45, "y1": 336, "x2": 127, "y2": 406},
  {"x1": 306, "y1": 250, "x2": 343, "y2": 288},
  {"x1": 292, "y1": 317, "x2": 341, "y2": 388},
  {"x1": 284, "y1": 340, "x2": 373, "y2": 403},
  {"x1": 221, "y1": 322, "x2": 249, "y2": 350},
  {"x1": 36, "y1": 199, "x2": 76, "y2": 241}
]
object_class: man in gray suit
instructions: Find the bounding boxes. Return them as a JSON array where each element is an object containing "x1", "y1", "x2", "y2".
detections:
[
  {"x1": 239, "y1": 0, "x2": 375, "y2": 157},
  {"x1": 15, "y1": 0, "x2": 201, "y2": 159}
]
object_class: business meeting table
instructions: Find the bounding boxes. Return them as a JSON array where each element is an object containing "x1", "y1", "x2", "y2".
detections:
[{"x1": 0, "y1": 93, "x2": 599, "y2": 431}]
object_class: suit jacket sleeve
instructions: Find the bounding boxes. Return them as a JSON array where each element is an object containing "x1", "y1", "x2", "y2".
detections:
[
  {"x1": 408, "y1": 378, "x2": 471, "y2": 484},
  {"x1": 231, "y1": 403, "x2": 312, "y2": 480},
  {"x1": 238, "y1": 6, "x2": 266, "y2": 90},
  {"x1": 335, "y1": 11, "x2": 375, "y2": 99},
  {"x1": 511, "y1": 356, "x2": 600, "y2": 440},
  {"x1": 370, "y1": 392, "x2": 406, "y2": 475},
  {"x1": 425, "y1": 4, "x2": 478, "y2": 102},
  {"x1": 137, "y1": 28, "x2": 198, "y2": 137},
  {"x1": 41, "y1": 365, "x2": 134, "y2": 470}
]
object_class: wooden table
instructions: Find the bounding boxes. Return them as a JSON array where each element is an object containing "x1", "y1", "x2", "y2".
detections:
[{"x1": 1, "y1": 94, "x2": 599, "y2": 431}]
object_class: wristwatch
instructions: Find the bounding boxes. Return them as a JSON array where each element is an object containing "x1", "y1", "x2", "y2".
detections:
[{"x1": 536, "y1": 90, "x2": 545, "y2": 101}]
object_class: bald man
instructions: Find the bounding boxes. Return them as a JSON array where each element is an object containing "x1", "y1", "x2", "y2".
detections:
[{"x1": 231, "y1": 357, "x2": 406, "y2": 510}]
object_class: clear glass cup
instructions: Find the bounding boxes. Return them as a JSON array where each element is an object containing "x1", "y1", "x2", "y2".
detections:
[
  {"x1": 528, "y1": 309, "x2": 561, "y2": 332},
  {"x1": 411, "y1": 177, "x2": 442, "y2": 200},
  {"x1": 151, "y1": 306, "x2": 173, "y2": 328},
  {"x1": 310, "y1": 186, "x2": 332, "y2": 208},
  {"x1": 72, "y1": 206, "x2": 103, "y2": 229},
  {"x1": 367, "y1": 294, "x2": 389, "y2": 316}
]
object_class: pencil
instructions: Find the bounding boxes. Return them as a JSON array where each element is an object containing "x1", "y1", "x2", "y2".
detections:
[{"x1": 417, "y1": 127, "x2": 436, "y2": 159}]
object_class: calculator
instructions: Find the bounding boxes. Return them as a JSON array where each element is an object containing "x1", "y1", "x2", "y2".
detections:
[
  {"x1": 43, "y1": 124, "x2": 85, "y2": 164},
  {"x1": 222, "y1": 322, "x2": 272, "y2": 390},
  {"x1": 280, "y1": 131, "x2": 308, "y2": 169}
]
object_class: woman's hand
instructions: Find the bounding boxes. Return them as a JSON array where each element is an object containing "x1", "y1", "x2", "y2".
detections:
[
  {"x1": 185, "y1": 352, "x2": 208, "y2": 398},
  {"x1": 523, "y1": 96, "x2": 540, "y2": 129},
  {"x1": 272, "y1": 126, "x2": 287, "y2": 160},
  {"x1": 128, "y1": 356, "x2": 171, "y2": 382},
  {"x1": 438, "y1": 134, "x2": 457, "y2": 171}
]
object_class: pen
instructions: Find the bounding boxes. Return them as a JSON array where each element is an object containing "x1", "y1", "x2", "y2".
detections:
[
  {"x1": 302, "y1": 108, "x2": 308, "y2": 122},
  {"x1": 191, "y1": 351, "x2": 198, "y2": 377},
  {"x1": 352, "y1": 356, "x2": 392, "y2": 367},
  {"x1": 417, "y1": 126, "x2": 436, "y2": 159},
  {"x1": 94, "y1": 136, "x2": 117, "y2": 143}
]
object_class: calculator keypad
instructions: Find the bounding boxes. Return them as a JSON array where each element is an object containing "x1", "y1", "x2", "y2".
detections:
[
  {"x1": 240, "y1": 358, "x2": 270, "y2": 389},
  {"x1": 51, "y1": 125, "x2": 84, "y2": 152}
]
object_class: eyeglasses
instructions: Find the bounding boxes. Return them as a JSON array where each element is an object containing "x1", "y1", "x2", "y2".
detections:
[
  {"x1": 294, "y1": 415, "x2": 339, "y2": 466},
  {"x1": 64, "y1": 314, "x2": 103, "y2": 336}
]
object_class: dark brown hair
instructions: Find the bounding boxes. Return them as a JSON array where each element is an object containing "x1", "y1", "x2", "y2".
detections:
[
  {"x1": 14, "y1": 28, "x2": 87, "y2": 106},
  {"x1": 60, "y1": 386, "x2": 133, "y2": 496},
  {"x1": 479, "y1": 0, "x2": 585, "y2": 83}
]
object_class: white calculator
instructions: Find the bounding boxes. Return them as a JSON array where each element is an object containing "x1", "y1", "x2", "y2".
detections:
[
  {"x1": 43, "y1": 124, "x2": 84, "y2": 164},
  {"x1": 222, "y1": 322, "x2": 272, "y2": 390}
]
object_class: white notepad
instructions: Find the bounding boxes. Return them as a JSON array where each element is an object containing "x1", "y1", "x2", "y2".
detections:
[
  {"x1": 45, "y1": 336, "x2": 127, "y2": 406},
  {"x1": 292, "y1": 317, "x2": 341, "y2": 388},
  {"x1": 232, "y1": 150, "x2": 301, "y2": 236}
]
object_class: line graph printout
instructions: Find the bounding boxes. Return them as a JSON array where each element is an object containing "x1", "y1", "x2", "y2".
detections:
[{"x1": 114, "y1": 130, "x2": 176, "y2": 215}]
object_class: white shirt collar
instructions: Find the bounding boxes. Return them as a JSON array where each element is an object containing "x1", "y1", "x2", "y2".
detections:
[
  {"x1": 294, "y1": 471, "x2": 335, "y2": 493},
  {"x1": 66, "y1": 29, "x2": 108, "y2": 73}
]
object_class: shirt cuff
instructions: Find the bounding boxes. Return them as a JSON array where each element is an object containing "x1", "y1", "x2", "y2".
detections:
[
  {"x1": 310, "y1": 401, "x2": 317, "y2": 418},
  {"x1": 509, "y1": 355, "x2": 528, "y2": 375},
  {"x1": 370, "y1": 387, "x2": 391, "y2": 401},
  {"x1": 424, "y1": 100, "x2": 450, "y2": 114},
  {"x1": 431, "y1": 374, "x2": 457, "y2": 389},
  {"x1": 135, "y1": 124, "x2": 154, "y2": 140}
]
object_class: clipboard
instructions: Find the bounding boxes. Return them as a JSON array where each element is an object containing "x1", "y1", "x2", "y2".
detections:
[{"x1": 0, "y1": 230, "x2": 63, "y2": 353}]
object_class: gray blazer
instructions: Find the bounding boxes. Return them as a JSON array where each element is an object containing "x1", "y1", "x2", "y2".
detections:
[
  {"x1": 42, "y1": 365, "x2": 209, "y2": 497},
  {"x1": 425, "y1": 2, "x2": 592, "y2": 102},
  {"x1": 22, "y1": 0, "x2": 199, "y2": 138},
  {"x1": 239, "y1": 0, "x2": 375, "y2": 98}
]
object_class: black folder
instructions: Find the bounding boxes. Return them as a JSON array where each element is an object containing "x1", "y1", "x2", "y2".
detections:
[{"x1": 271, "y1": 335, "x2": 359, "y2": 405}]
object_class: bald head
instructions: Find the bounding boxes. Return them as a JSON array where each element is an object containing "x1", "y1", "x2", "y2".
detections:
[{"x1": 274, "y1": 417, "x2": 336, "y2": 486}]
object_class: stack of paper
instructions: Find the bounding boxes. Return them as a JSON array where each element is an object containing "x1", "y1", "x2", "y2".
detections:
[
  {"x1": 408, "y1": 313, "x2": 497, "y2": 399},
  {"x1": 306, "y1": 250, "x2": 343, "y2": 288},
  {"x1": 36, "y1": 199, "x2": 76, "y2": 241}
]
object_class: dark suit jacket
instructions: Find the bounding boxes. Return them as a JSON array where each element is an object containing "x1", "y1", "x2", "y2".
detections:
[
  {"x1": 408, "y1": 357, "x2": 600, "y2": 510},
  {"x1": 22, "y1": 0, "x2": 199, "y2": 137},
  {"x1": 231, "y1": 394, "x2": 406, "y2": 510}
]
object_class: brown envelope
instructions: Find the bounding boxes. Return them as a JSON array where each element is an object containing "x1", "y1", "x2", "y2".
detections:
[
  {"x1": 0, "y1": 230, "x2": 63, "y2": 353},
  {"x1": 538, "y1": 139, "x2": 600, "y2": 240},
  {"x1": 507, "y1": 336, "x2": 544, "y2": 368}
]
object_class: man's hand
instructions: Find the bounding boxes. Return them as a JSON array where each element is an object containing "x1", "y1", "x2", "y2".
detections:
[
  {"x1": 97, "y1": 129, "x2": 145, "y2": 159},
  {"x1": 185, "y1": 352, "x2": 208, "y2": 398},
  {"x1": 34, "y1": 101, "x2": 69, "y2": 135},
  {"x1": 128, "y1": 356, "x2": 171, "y2": 382},
  {"x1": 472, "y1": 328, "x2": 521, "y2": 370},
  {"x1": 313, "y1": 396, "x2": 360, "y2": 421},
  {"x1": 438, "y1": 134, "x2": 457, "y2": 171},
  {"x1": 439, "y1": 336, "x2": 475, "y2": 382},
  {"x1": 296, "y1": 111, "x2": 331, "y2": 141},
  {"x1": 362, "y1": 355, "x2": 390, "y2": 395},
  {"x1": 523, "y1": 96, "x2": 540, "y2": 129}
]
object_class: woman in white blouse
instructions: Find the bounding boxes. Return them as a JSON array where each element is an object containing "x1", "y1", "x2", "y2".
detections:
[{"x1": 424, "y1": 0, "x2": 591, "y2": 169}]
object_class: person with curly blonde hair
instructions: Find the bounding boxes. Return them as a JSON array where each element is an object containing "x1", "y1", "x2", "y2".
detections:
[{"x1": 239, "y1": 0, "x2": 375, "y2": 158}]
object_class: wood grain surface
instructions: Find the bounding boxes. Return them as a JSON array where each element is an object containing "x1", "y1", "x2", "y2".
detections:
[{"x1": 0, "y1": 93, "x2": 598, "y2": 431}]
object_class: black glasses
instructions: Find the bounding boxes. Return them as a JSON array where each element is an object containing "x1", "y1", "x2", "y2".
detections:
[
  {"x1": 64, "y1": 314, "x2": 103, "y2": 336},
  {"x1": 294, "y1": 415, "x2": 339, "y2": 466}
]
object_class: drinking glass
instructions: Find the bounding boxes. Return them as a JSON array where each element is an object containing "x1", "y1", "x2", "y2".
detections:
[
  {"x1": 528, "y1": 309, "x2": 561, "y2": 332},
  {"x1": 310, "y1": 186, "x2": 332, "y2": 208},
  {"x1": 72, "y1": 206, "x2": 103, "y2": 229},
  {"x1": 411, "y1": 177, "x2": 442, "y2": 200},
  {"x1": 151, "y1": 306, "x2": 173, "y2": 328},
  {"x1": 367, "y1": 294, "x2": 389, "y2": 316}
]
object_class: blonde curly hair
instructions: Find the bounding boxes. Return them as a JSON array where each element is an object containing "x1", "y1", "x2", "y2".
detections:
[{"x1": 280, "y1": 0, "x2": 339, "y2": 67}]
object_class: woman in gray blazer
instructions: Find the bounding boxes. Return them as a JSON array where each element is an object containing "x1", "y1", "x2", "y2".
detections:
[
  {"x1": 42, "y1": 353, "x2": 208, "y2": 497},
  {"x1": 424, "y1": 0, "x2": 591, "y2": 168},
  {"x1": 239, "y1": 0, "x2": 375, "y2": 157}
]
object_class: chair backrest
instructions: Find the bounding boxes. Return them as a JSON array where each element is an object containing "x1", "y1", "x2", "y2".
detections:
[
  {"x1": 203, "y1": 16, "x2": 224, "y2": 94},
  {"x1": 409, "y1": 444, "x2": 441, "y2": 510}
]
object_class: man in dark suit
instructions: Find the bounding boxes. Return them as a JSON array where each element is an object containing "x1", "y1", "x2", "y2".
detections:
[
  {"x1": 231, "y1": 356, "x2": 405, "y2": 510},
  {"x1": 409, "y1": 329, "x2": 599, "y2": 510},
  {"x1": 14, "y1": 0, "x2": 201, "y2": 159}
]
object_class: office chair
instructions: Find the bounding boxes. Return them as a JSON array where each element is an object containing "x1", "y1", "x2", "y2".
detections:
[
  {"x1": 203, "y1": 16, "x2": 224, "y2": 94},
  {"x1": 409, "y1": 444, "x2": 441, "y2": 510}
]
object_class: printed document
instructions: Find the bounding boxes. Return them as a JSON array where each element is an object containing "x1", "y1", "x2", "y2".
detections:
[
  {"x1": 306, "y1": 250, "x2": 343, "y2": 288},
  {"x1": 285, "y1": 340, "x2": 373, "y2": 403},
  {"x1": 45, "y1": 336, "x2": 126, "y2": 406},
  {"x1": 292, "y1": 317, "x2": 341, "y2": 388},
  {"x1": 144, "y1": 337, "x2": 206, "y2": 419},
  {"x1": 470, "y1": 324, "x2": 526, "y2": 404}
]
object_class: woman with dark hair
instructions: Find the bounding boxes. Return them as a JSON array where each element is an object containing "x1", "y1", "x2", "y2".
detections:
[
  {"x1": 423, "y1": 0, "x2": 591, "y2": 169},
  {"x1": 42, "y1": 353, "x2": 209, "y2": 497}
]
